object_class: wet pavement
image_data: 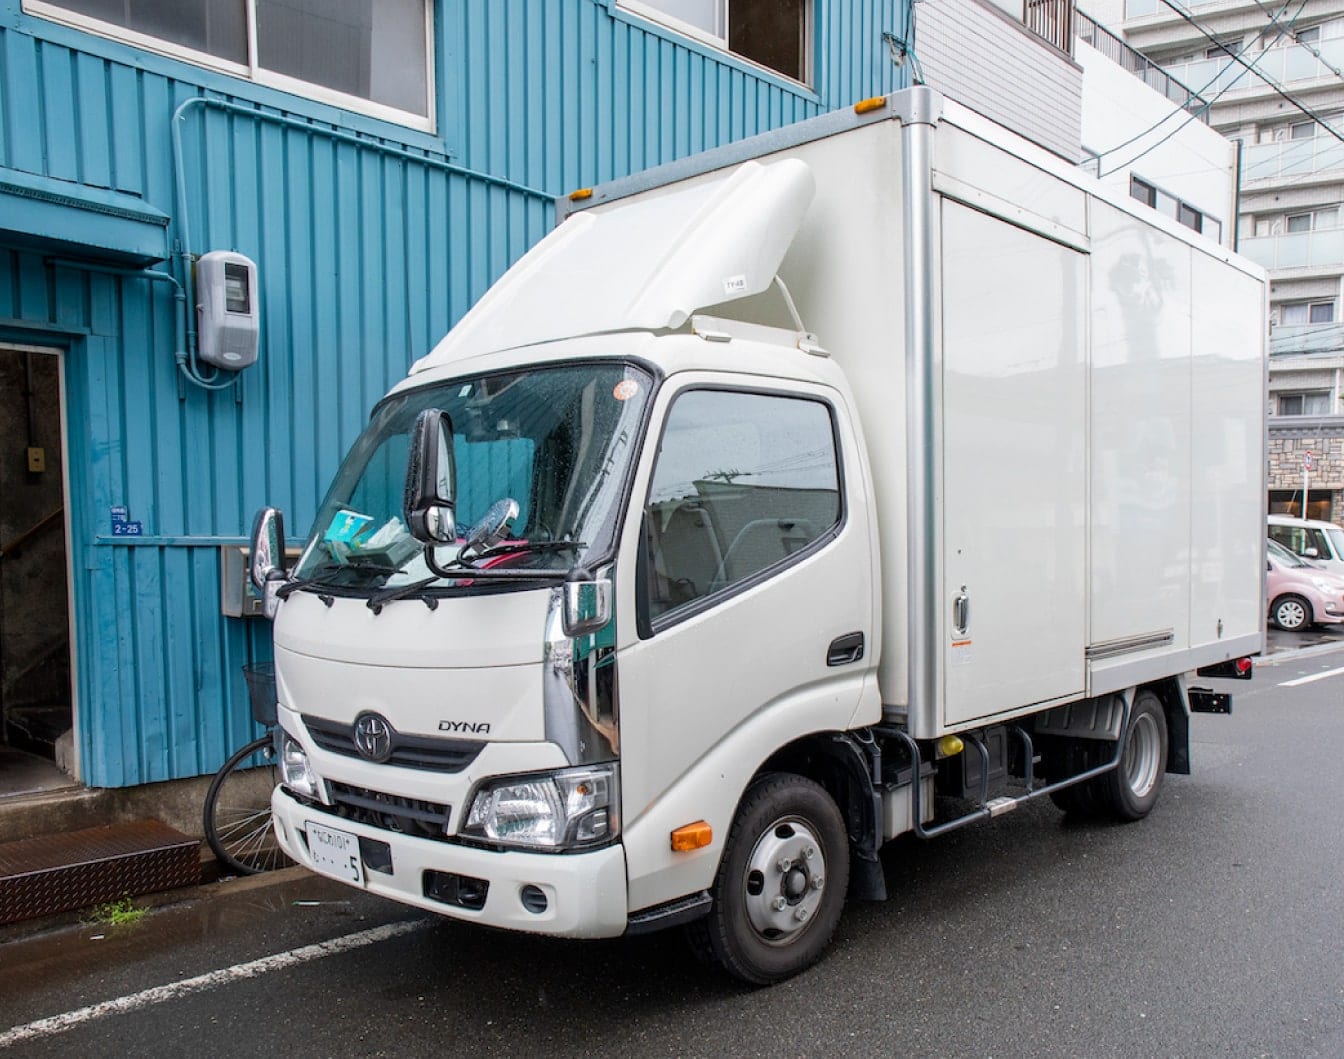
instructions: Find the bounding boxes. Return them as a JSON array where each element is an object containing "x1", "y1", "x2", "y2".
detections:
[{"x1": 1, "y1": 648, "x2": 1343, "y2": 1056}]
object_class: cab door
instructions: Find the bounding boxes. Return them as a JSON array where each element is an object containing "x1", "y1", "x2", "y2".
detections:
[{"x1": 614, "y1": 371, "x2": 877, "y2": 911}]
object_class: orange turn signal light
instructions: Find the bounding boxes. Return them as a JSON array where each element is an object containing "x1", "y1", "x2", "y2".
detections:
[
  {"x1": 568, "y1": 187, "x2": 594, "y2": 201},
  {"x1": 670, "y1": 821, "x2": 713, "y2": 852},
  {"x1": 854, "y1": 96, "x2": 887, "y2": 115}
]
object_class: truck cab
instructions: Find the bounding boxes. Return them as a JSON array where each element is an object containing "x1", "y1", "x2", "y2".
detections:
[{"x1": 266, "y1": 325, "x2": 880, "y2": 954}]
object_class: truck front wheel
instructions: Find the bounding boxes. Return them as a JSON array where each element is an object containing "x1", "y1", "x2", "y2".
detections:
[{"x1": 693, "y1": 773, "x2": 849, "y2": 985}]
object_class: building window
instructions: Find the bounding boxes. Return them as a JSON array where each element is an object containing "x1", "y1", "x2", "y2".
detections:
[
  {"x1": 1130, "y1": 175, "x2": 1220, "y2": 240},
  {"x1": 1177, "y1": 202, "x2": 1203, "y2": 233},
  {"x1": 620, "y1": 0, "x2": 812, "y2": 85},
  {"x1": 1281, "y1": 301, "x2": 1336, "y2": 325},
  {"x1": 1277, "y1": 391, "x2": 1333, "y2": 416},
  {"x1": 1291, "y1": 120, "x2": 1317, "y2": 140},
  {"x1": 25, "y1": 0, "x2": 433, "y2": 129}
]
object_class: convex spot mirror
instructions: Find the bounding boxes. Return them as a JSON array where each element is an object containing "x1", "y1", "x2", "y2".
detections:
[
  {"x1": 562, "y1": 569, "x2": 612, "y2": 638},
  {"x1": 404, "y1": 409, "x2": 457, "y2": 545}
]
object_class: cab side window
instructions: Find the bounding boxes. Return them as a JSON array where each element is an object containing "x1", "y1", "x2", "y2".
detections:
[{"x1": 643, "y1": 390, "x2": 841, "y2": 625}]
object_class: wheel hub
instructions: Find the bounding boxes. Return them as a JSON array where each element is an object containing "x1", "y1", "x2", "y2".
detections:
[{"x1": 743, "y1": 817, "x2": 826, "y2": 944}]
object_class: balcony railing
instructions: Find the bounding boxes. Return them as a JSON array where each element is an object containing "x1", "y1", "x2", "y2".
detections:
[
  {"x1": 1024, "y1": 0, "x2": 1075, "y2": 56},
  {"x1": 1075, "y1": 9, "x2": 1210, "y2": 119},
  {"x1": 1240, "y1": 229, "x2": 1344, "y2": 270},
  {"x1": 1271, "y1": 324, "x2": 1344, "y2": 356},
  {"x1": 1242, "y1": 136, "x2": 1344, "y2": 182},
  {"x1": 1162, "y1": 37, "x2": 1344, "y2": 100}
]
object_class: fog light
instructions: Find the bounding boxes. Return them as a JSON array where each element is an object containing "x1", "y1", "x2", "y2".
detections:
[{"x1": 520, "y1": 885, "x2": 548, "y2": 914}]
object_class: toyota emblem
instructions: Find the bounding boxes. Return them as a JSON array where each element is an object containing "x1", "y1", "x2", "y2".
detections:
[{"x1": 352, "y1": 712, "x2": 394, "y2": 762}]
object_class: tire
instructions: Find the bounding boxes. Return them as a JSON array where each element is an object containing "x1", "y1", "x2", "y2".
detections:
[
  {"x1": 1271, "y1": 593, "x2": 1312, "y2": 631},
  {"x1": 203, "y1": 734, "x2": 292, "y2": 876},
  {"x1": 690, "y1": 773, "x2": 849, "y2": 985},
  {"x1": 1093, "y1": 690, "x2": 1168, "y2": 822}
]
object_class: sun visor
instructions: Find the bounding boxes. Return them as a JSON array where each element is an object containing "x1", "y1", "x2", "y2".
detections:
[{"x1": 412, "y1": 158, "x2": 816, "y2": 372}]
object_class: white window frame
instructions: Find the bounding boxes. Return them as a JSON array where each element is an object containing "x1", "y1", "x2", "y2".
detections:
[
  {"x1": 1277, "y1": 391, "x2": 1332, "y2": 416},
  {"x1": 618, "y1": 0, "x2": 815, "y2": 89},
  {"x1": 24, "y1": 0, "x2": 436, "y2": 133},
  {"x1": 1280, "y1": 300, "x2": 1336, "y2": 325}
]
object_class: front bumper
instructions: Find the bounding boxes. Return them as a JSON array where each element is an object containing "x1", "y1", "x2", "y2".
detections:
[{"x1": 271, "y1": 786, "x2": 629, "y2": 938}]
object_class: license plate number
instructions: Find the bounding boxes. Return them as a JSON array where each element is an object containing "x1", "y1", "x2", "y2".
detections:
[{"x1": 306, "y1": 822, "x2": 364, "y2": 884}]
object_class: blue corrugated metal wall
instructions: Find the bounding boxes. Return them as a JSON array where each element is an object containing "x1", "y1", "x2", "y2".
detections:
[{"x1": 0, "y1": 0, "x2": 908, "y2": 787}]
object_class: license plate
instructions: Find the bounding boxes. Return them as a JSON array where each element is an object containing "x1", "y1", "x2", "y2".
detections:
[{"x1": 306, "y1": 822, "x2": 364, "y2": 884}]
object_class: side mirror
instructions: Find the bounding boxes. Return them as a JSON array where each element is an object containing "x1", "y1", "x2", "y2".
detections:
[
  {"x1": 250, "y1": 507, "x2": 287, "y2": 621},
  {"x1": 562, "y1": 567, "x2": 612, "y2": 638},
  {"x1": 404, "y1": 409, "x2": 457, "y2": 544},
  {"x1": 250, "y1": 507, "x2": 286, "y2": 590},
  {"x1": 1304, "y1": 547, "x2": 1320, "y2": 558}
]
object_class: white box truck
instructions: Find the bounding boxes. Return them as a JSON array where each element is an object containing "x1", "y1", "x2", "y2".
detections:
[{"x1": 251, "y1": 87, "x2": 1266, "y2": 984}]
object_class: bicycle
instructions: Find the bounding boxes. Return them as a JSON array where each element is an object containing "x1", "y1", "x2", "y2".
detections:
[{"x1": 202, "y1": 661, "x2": 293, "y2": 876}]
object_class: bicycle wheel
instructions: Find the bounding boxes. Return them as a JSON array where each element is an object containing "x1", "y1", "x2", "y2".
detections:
[{"x1": 203, "y1": 734, "x2": 292, "y2": 876}]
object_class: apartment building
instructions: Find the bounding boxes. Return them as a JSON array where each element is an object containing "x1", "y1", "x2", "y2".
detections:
[{"x1": 1095, "y1": 0, "x2": 1344, "y2": 518}]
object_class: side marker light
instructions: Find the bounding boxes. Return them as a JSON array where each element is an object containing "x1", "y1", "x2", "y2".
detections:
[
  {"x1": 854, "y1": 96, "x2": 887, "y2": 115},
  {"x1": 670, "y1": 821, "x2": 713, "y2": 852},
  {"x1": 569, "y1": 188, "x2": 594, "y2": 201}
]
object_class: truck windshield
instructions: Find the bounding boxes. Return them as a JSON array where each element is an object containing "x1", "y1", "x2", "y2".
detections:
[{"x1": 293, "y1": 361, "x2": 652, "y2": 592}]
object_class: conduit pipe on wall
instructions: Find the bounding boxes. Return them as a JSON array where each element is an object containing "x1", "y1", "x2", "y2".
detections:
[{"x1": 169, "y1": 96, "x2": 555, "y2": 390}]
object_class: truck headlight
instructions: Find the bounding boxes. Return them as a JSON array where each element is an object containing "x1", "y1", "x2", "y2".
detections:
[
  {"x1": 462, "y1": 764, "x2": 618, "y2": 851},
  {"x1": 280, "y1": 736, "x2": 319, "y2": 799}
]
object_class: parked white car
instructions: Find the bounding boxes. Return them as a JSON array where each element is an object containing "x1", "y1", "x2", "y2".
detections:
[{"x1": 1268, "y1": 514, "x2": 1344, "y2": 576}]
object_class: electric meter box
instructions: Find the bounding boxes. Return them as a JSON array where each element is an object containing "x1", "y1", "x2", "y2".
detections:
[{"x1": 196, "y1": 251, "x2": 259, "y2": 370}]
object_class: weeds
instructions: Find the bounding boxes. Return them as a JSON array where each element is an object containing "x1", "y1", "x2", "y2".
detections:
[{"x1": 90, "y1": 896, "x2": 146, "y2": 926}]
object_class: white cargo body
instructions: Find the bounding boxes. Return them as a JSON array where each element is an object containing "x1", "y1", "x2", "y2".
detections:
[
  {"x1": 255, "y1": 87, "x2": 1266, "y2": 986},
  {"x1": 442, "y1": 86, "x2": 1266, "y2": 738}
]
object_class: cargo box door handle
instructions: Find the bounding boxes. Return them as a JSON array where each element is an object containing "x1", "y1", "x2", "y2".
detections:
[
  {"x1": 953, "y1": 588, "x2": 970, "y2": 636},
  {"x1": 827, "y1": 632, "x2": 865, "y2": 667}
]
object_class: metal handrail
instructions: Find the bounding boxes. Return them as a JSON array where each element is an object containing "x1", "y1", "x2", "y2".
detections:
[
  {"x1": 0, "y1": 507, "x2": 63, "y2": 560},
  {"x1": 1024, "y1": 0, "x2": 1075, "y2": 56},
  {"x1": 1075, "y1": 8, "x2": 1211, "y2": 120}
]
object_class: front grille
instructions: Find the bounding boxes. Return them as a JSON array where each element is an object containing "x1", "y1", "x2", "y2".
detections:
[
  {"x1": 302, "y1": 715, "x2": 484, "y2": 773},
  {"x1": 325, "y1": 781, "x2": 452, "y2": 842}
]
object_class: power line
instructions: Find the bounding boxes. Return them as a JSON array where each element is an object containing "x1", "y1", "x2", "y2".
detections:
[
  {"x1": 1156, "y1": 0, "x2": 1344, "y2": 146},
  {"x1": 1094, "y1": 0, "x2": 1309, "y2": 176}
]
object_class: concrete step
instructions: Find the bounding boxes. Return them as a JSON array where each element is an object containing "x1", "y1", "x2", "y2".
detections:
[{"x1": 0, "y1": 820, "x2": 200, "y2": 925}]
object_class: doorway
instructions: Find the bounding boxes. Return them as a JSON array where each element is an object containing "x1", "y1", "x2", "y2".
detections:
[{"x1": 0, "y1": 343, "x2": 77, "y2": 796}]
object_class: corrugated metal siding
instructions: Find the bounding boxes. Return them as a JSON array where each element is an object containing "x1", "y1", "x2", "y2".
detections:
[
  {"x1": 0, "y1": 0, "x2": 908, "y2": 787},
  {"x1": 917, "y1": 0, "x2": 1083, "y2": 161}
]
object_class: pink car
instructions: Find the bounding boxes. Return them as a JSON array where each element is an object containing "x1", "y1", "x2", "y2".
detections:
[{"x1": 1267, "y1": 538, "x2": 1344, "y2": 631}]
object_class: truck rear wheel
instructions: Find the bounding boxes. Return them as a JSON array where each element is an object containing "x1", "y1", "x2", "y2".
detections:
[
  {"x1": 692, "y1": 773, "x2": 849, "y2": 985},
  {"x1": 1094, "y1": 690, "x2": 1168, "y2": 822}
]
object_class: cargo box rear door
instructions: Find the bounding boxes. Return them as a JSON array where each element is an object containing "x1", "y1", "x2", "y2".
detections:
[{"x1": 940, "y1": 200, "x2": 1087, "y2": 726}]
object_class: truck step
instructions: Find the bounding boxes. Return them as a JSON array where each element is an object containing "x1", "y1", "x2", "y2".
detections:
[{"x1": 0, "y1": 819, "x2": 200, "y2": 925}]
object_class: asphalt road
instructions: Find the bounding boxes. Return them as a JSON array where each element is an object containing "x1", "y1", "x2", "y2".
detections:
[{"x1": 2, "y1": 651, "x2": 1343, "y2": 1058}]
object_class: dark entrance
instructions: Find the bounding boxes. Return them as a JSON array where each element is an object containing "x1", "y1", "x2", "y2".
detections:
[{"x1": 0, "y1": 344, "x2": 76, "y2": 795}]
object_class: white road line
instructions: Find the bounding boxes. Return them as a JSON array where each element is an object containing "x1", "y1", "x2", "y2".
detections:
[
  {"x1": 0, "y1": 919, "x2": 427, "y2": 1048},
  {"x1": 1280, "y1": 665, "x2": 1344, "y2": 687}
]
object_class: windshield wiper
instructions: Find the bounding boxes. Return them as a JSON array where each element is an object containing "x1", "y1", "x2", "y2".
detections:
[
  {"x1": 366, "y1": 576, "x2": 439, "y2": 614},
  {"x1": 275, "y1": 557, "x2": 401, "y2": 604}
]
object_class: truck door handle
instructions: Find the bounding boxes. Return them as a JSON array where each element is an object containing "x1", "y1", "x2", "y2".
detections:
[
  {"x1": 827, "y1": 632, "x2": 865, "y2": 666},
  {"x1": 953, "y1": 588, "x2": 970, "y2": 636}
]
